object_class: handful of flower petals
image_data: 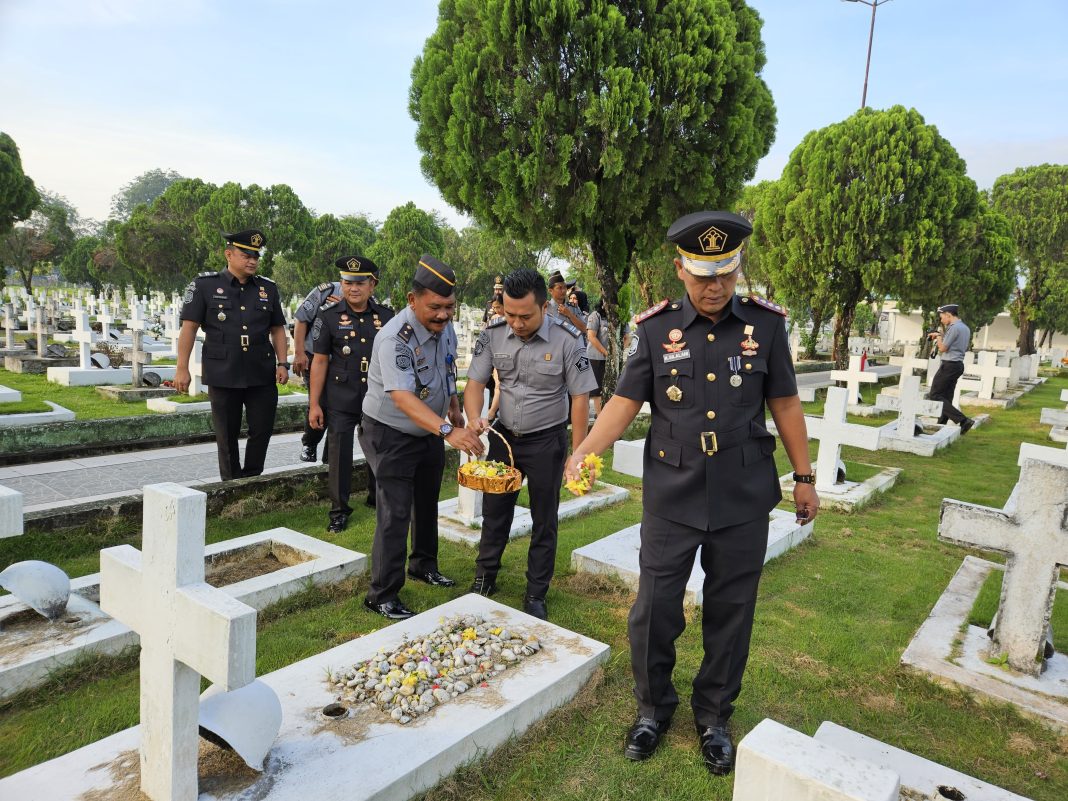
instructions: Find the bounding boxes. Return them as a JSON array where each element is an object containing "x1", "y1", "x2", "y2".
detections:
[{"x1": 565, "y1": 453, "x2": 604, "y2": 496}]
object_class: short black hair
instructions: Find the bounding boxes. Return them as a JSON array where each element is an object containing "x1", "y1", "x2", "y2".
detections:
[{"x1": 503, "y1": 269, "x2": 547, "y2": 306}]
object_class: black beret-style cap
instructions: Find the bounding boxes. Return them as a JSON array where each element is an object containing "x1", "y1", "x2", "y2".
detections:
[
  {"x1": 547, "y1": 270, "x2": 566, "y2": 288},
  {"x1": 336, "y1": 255, "x2": 379, "y2": 281},
  {"x1": 415, "y1": 254, "x2": 456, "y2": 297},
  {"x1": 667, "y1": 211, "x2": 752, "y2": 277},
  {"x1": 937, "y1": 304, "x2": 960, "y2": 315},
  {"x1": 223, "y1": 229, "x2": 266, "y2": 254}
]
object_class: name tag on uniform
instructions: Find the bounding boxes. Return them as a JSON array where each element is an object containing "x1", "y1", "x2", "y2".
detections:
[
  {"x1": 337, "y1": 324, "x2": 353, "y2": 331},
  {"x1": 663, "y1": 350, "x2": 691, "y2": 363},
  {"x1": 417, "y1": 364, "x2": 430, "y2": 373}
]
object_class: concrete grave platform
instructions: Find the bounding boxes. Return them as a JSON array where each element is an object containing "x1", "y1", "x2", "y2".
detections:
[
  {"x1": 148, "y1": 391, "x2": 308, "y2": 414},
  {"x1": 901, "y1": 556, "x2": 1068, "y2": 729},
  {"x1": 0, "y1": 528, "x2": 366, "y2": 701},
  {"x1": 876, "y1": 419, "x2": 961, "y2": 456},
  {"x1": 439, "y1": 482, "x2": 628, "y2": 548},
  {"x1": 612, "y1": 438, "x2": 645, "y2": 477},
  {"x1": 0, "y1": 384, "x2": 21, "y2": 403},
  {"x1": 3, "y1": 354, "x2": 78, "y2": 374},
  {"x1": 959, "y1": 388, "x2": 1026, "y2": 408},
  {"x1": 0, "y1": 594, "x2": 609, "y2": 801},
  {"x1": 0, "y1": 400, "x2": 75, "y2": 428},
  {"x1": 814, "y1": 721, "x2": 1034, "y2": 801},
  {"x1": 570, "y1": 509, "x2": 813, "y2": 606},
  {"x1": 46, "y1": 365, "x2": 179, "y2": 386},
  {"x1": 780, "y1": 466, "x2": 901, "y2": 512},
  {"x1": 0, "y1": 484, "x2": 23, "y2": 538},
  {"x1": 797, "y1": 382, "x2": 829, "y2": 403},
  {"x1": 95, "y1": 385, "x2": 178, "y2": 402}
]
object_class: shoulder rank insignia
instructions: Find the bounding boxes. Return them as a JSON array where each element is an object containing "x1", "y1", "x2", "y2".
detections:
[
  {"x1": 635, "y1": 299, "x2": 670, "y2": 324},
  {"x1": 195, "y1": 271, "x2": 216, "y2": 279},
  {"x1": 258, "y1": 276, "x2": 275, "y2": 284},
  {"x1": 317, "y1": 282, "x2": 333, "y2": 292},
  {"x1": 486, "y1": 317, "x2": 507, "y2": 329},
  {"x1": 319, "y1": 299, "x2": 340, "y2": 313},
  {"x1": 397, "y1": 322, "x2": 415, "y2": 343},
  {"x1": 552, "y1": 316, "x2": 581, "y2": 337},
  {"x1": 745, "y1": 295, "x2": 788, "y2": 317}
]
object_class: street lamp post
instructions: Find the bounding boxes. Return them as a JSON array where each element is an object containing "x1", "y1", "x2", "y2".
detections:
[{"x1": 842, "y1": 0, "x2": 894, "y2": 108}]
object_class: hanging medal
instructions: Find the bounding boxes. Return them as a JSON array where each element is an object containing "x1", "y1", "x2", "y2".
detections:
[
  {"x1": 342, "y1": 344, "x2": 351, "y2": 355},
  {"x1": 217, "y1": 311, "x2": 226, "y2": 321},
  {"x1": 740, "y1": 324, "x2": 759, "y2": 356},
  {"x1": 728, "y1": 355, "x2": 743, "y2": 387}
]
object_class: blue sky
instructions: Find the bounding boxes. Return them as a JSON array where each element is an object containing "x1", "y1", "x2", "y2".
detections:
[{"x1": 1, "y1": 0, "x2": 1066, "y2": 227}]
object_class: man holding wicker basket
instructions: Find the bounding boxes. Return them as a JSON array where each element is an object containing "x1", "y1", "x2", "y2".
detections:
[{"x1": 463, "y1": 269, "x2": 597, "y2": 620}]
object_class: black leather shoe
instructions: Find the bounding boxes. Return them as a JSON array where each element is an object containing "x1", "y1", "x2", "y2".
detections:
[
  {"x1": 698, "y1": 725, "x2": 735, "y2": 775},
  {"x1": 365, "y1": 494, "x2": 376, "y2": 508},
  {"x1": 299, "y1": 445, "x2": 316, "y2": 462},
  {"x1": 407, "y1": 569, "x2": 457, "y2": 587},
  {"x1": 960, "y1": 418, "x2": 975, "y2": 434},
  {"x1": 363, "y1": 597, "x2": 416, "y2": 620},
  {"x1": 327, "y1": 514, "x2": 348, "y2": 533},
  {"x1": 470, "y1": 575, "x2": 498, "y2": 596},
  {"x1": 624, "y1": 716, "x2": 671, "y2": 761},
  {"x1": 523, "y1": 595, "x2": 548, "y2": 620}
]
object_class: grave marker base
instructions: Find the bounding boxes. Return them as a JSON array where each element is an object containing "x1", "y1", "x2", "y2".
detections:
[{"x1": 780, "y1": 466, "x2": 901, "y2": 512}]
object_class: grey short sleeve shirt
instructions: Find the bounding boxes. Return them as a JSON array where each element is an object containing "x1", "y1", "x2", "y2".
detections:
[
  {"x1": 470, "y1": 316, "x2": 597, "y2": 434},
  {"x1": 362, "y1": 306, "x2": 457, "y2": 436},
  {"x1": 941, "y1": 320, "x2": 970, "y2": 362},
  {"x1": 295, "y1": 281, "x2": 340, "y2": 354}
]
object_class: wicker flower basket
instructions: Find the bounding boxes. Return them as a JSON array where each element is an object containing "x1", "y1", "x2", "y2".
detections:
[{"x1": 457, "y1": 428, "x2": 524, "y2": 494}]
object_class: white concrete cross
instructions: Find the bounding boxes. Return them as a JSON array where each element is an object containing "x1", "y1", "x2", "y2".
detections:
[
  {"x1": 995, "y1": 349, "x2": 1019, "y2": 392},
  {"x1": 889, "y1": 344, "x2": 927, "y2": 377},
  {"x1": 72, "y1": 311, "x2": 96, "y2": 369},
  {"x1": 188, "y1": 340, "x2": 206, "y2": 396},
  {"x1": 923, "y1": 356, "x2": 940, "y2": 390},
  {"x1": 127, "y1": 302, "x2": 147, "y2": 333},
  {"x1": 938, "y1": 457, "x2": 1068, "y2": 676},
  {"x1": 96, "y1": 305, "x2": 115, "y2": 341},
  {"x1": 3, "y1": 304, "x2": 15, "y2": 350},
  {"x1": 130, "y1": 329, "x2": 153, "y2": 387},
  {"x1": 35, "y1": 312, "x2": 47, "y2": 357},
  {"x1": 882, "y1": 374, "x2": 942, "y2": 440},
  {"x1": 806, "y1": 386, "x2": 882, "y2": 492},
  {"x1": 963, "y1": 351, "x2": 1010, "y2": 400},
  {"x1": 829, "y1": 354, "x2": 878, "y2": 405},
  {"x1": 952, "y1": 376, "x2": 981, "y2": 409},
  {"x1": 162, "y1": 307, "x2": 182, "y2": 353},
  {"x1": 99, "y1": 484, "x2": 256, "y2": 801}
]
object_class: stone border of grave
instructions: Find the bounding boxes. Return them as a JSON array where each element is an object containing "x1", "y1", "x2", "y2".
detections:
[
  {"x1": 147, "y1": 391, "x2": 309, "y2": 414},
  {"x1": 0, "y1": 403, "x2": 308, "y2": 465},
  {"x1": 0, "y1": 528, "x2": 367, "y2": 702},
  {"x1": 0, "y1": 385, "x2": 22, "y2": 403},
  {"x1": 901, "y1": 555, "x2": 1068, "y2": 729},
  {"x1": 0, "y1": 401, "x2": 75, "y2": 428}
]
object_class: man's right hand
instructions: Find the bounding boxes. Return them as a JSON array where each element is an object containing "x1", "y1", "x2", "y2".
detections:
[
  {"x1": 309, "y1": 404, "x2": 325, "y2": 430},
  {"x1": 467, "y1": 417, "x2": 491, "y2": 435},
  {"x1": 446, "y1": 427, "x2": 485, "y2": 457},
  {"x1": 174, "y1": 367, "x2": 190, "y2": 394},
  {"x1": 291, "y1": 352, "x2": 309, "y2": 377}
]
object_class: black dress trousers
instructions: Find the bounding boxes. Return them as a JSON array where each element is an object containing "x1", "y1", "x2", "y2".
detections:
[
  {"x1": 326, "y1": 408, "x2": 377, "y2": 516},
  {"x1": 477, "y1": 423, "x2": 568, "y2": 598},
  {"x1": 208, "y1": 384, "x2": 278, "y2": 480},
  {"x1": 928, "y1": 359, "x2": 967, "y2": 424},
  {"x1": 359, "y1": 417, "x2": 445, "y2": 604},
  {"x1": 628, "y1": 509, "x2": 769, "y2": 728},
  {"x1": 301, "y1": 363, "x2": 327, "y2": 451}
]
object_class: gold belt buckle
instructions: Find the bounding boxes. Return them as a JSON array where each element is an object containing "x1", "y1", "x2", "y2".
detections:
[
  {"x1": 240, "y1": 334, "x2": 249, "y2": 347},
  {"x1": 700, "y1": 431, "x2": 718, "y2": 455},
  {"x1": 360, "y1": 356, "x2": 369, "y2": 373}
]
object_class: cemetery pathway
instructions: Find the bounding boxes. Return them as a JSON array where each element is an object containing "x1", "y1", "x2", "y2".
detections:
[{"x1": 0, "y1": 432, "x2": 338, "y2": 512}]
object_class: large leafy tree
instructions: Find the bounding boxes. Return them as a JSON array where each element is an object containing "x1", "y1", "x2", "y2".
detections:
[
  {"x1": 110, "y1": 168, "x2": 186, "y2": 221},
  {"x1": 369, "y1": 202, "x2": 446, "y2": 308},
  {"x1": 58, "y1": 235, "x2": 104, "y2": 291},
  {"x1": 0, "y1": 132, "x2": 38, "y2": 237},
  {"x1": 302, "y1": 213, "x2": 378, "y2": 285},
  {"x1": 756, "y1": 106, "x2": 981, "y2": 367},
  {"x1": 442, "y1": 224, "x2": 541, "y2": 307},
  {"x1": 0, "y1": 192, "x2": 76, "y2": 291},
  {"x1": 991, "y1": 164, "x2": 1068, "y2": 354},
  {"x1": 410, "y1": 0, "x2": 776, "y2": 377},
  {"x1": 115, "y1": 178, "x2": 218, "y2": 291}
]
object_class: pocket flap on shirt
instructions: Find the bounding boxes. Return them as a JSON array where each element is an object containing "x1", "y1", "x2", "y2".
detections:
[{"x1": 649, "y1": 435, "x2": 681, "y2": 467}]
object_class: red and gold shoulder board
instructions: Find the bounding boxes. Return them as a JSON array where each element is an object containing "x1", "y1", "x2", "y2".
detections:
[
  {"x1": 745, "y1": 295, "x2": 788, "y2": 317},
  {"x1": 635, "y1": 299, "x2": 670, "y2": 324}
]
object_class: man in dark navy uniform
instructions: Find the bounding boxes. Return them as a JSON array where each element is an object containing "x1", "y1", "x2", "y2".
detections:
[
  {"x1": 308, "y1": 256, "x2": 393, "y2": 532},
  {"x1": 566, "y1": 211, "x2": 819, "y2": 776},
  {"x1": 175, "y1": 229, "x2": 290, "y2": 480}
]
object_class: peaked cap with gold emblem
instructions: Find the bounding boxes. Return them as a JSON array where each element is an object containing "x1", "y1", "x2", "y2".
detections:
[
  {"x1": 223, "y1": 229, "x2": 267, "y2": 255},
  {"x1": 336, "y1": 254, "x2": 379, "y2": 282},
  {"x1": 415, "y1": 254, "x2": 457, "y2": 297},
  {"x1": 667, "y1": 211, "x2": 752, "y2": 278}
]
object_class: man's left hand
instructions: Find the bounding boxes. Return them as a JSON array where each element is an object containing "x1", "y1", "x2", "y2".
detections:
[
  {"x1": 448, "y1": 407, "x2": 465, "y2": 428},
  {"x1": 276, "y1": 366, "x2": 290, "y2": 386},
  {"x1": 793, "y1": 482, "x2": 820, "y2": 524}
]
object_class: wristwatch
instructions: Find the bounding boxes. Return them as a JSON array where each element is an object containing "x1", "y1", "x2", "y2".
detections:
[
  {"x1": 439, "y1": 422, "x2": 453, "y2": 439},
  {"x1": 277, "y1": 362, "x2": 290, "y2": 369},
  {"x1": 793, "y1": 472, "x2": 815, "y2": 484}
]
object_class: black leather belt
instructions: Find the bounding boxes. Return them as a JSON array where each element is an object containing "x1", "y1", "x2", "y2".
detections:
[
  {"x1": 650, "y1": 418, "x2": 756, "y2": 456},
  {"x1": 495, "y1": 421, "x2": 567, "y2": 439}
]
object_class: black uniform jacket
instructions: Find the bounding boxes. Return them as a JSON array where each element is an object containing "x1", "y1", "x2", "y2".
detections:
[
  {"x1": 615, "y1": 293, "x2": 797, "y2": 531},
  {"x1": 180, "y1": 269, "x2": 286, "y2": 388},
  {"x1": 312, "y1": 298, "x2": 394, "y2": 413}
]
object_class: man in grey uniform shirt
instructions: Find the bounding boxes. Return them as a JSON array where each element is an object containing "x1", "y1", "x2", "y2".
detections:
[
  {"x1": 926, "y1": 303, "x2": 974, "y2": 433},
  {"x1": 463, "y1": 269, "x2": 596, "y2": 620},
  {"x1": 293, "y1": 278, "x2": 341, "y2": 462},
  {"x1": 359, "y1": 255, "x2": 484, "y2": 620}
]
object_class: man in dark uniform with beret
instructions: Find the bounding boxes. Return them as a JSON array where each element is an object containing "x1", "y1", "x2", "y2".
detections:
[
  {"x1": 176, "y1": 229, "x2": 290, "y2": 480},
  {"x1": 359, "y1": 255, "x2": 485, "y2": 620},
  {"x1": 293, "y1": 276, "x2": 341, "y2": 463},
  {"x1": 566, "y1": 211, "x2": 819, "y2": 776},
  {"x1": 308, "y1": 256, "x2": 393, "y2": 532}
]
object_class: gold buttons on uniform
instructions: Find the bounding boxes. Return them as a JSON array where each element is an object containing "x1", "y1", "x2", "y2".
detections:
[
  {"x1": 658, "y1": 450, "x2": 665, "y2": 458},
  {"x1": 242, "y1": 325, "x2": 248, "y2": 330},
  {"x1": 361, "y1": 338, "x2": 366, "y2": 343},
  {"x1": 240, "y1": 306, "x2": 246, "y2": 310},
  {"x1": 707, "y1": 334, "x2": 715, "y2": 342},
  {"x1": 242, "y1": 347, "x2": 248, "y2": 352},
  {"x1": 706, "y1": 410, "x2": 716, "y2": 420},
  {"x1": 745, "y1": 363, "x2": 752, "y2": 370},
  {"x1": 707, "y1": 373, "x2": 715, "y2": 381},
  {"x1": 670, "y1": 368, "x2": 678, "y2": 376}
]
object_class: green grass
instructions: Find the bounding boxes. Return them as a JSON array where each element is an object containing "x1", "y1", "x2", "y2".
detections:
[
  {"x1": 0, "y1": 399, "x2": 51, "y2": 414},
  {"x1": 969, "y1": 572, "x2": 1068, "y2": 653},
  {"x1": 1, "y1": 379, "x2": 1067, "y2": 798}
]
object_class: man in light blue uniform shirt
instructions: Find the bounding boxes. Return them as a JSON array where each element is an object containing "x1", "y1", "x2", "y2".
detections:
[{"x1": 926, "y1": 303, "x2": 974, "y2": 433}]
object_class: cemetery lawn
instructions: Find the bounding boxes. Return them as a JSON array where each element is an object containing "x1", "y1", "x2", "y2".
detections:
[
  {"x1": 1, "y1": 379, "x2": 1067, "y2": 799},
  {"x1": 0, "y1": 400, "x2": 51, "y2": 414}
]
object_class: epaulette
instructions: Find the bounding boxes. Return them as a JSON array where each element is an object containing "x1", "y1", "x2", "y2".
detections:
[
  {"x1": 551, "y1": 316, "x2": 581, "y2": 337},
  {"x1": 397, "y1": 322, "x2": 415, "y2": 343},
  {"x1": 319, "y1": 300, "x2": 340, "y2": 313},
  {"x1": 195, "y1": 271, "x2": 216, "y2": 279},
  {"x1": 635, "y1": 299, "x2": 670, "y2": 324},
  {"x1": 486, "y1": 317, "x2": 507, "y2": 329},
  {"x1": 371, "y1": 298, "x2": 393, "y2": 312},
  {"x1": 317, "y1": 282, "x2": 333, "y2": 292},
  {"x1": 743, "y1": 294, "x2": 788, "y2": 317},
  {"x1": 257, "y1": 276, "x2": 275, "y2": 284}
]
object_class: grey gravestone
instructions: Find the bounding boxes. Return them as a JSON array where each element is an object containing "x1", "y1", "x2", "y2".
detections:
[
  {"x1": 46, "y1": 344, "x2": 67, "y2": 358},
  {"x1": 142, "y1": 372, "x2": 162, "y2": 388},
  {"x1": 90, "y1": 352, "x2": 110, "y2": 369}
]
